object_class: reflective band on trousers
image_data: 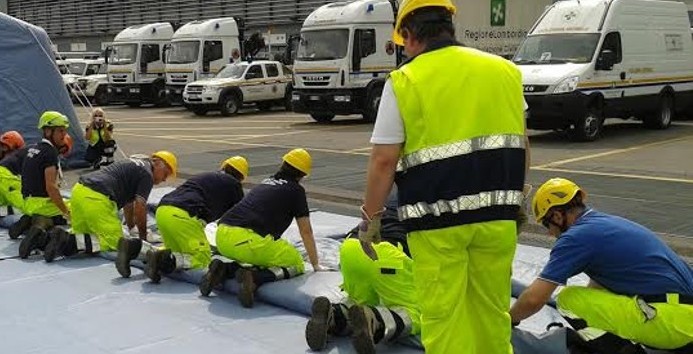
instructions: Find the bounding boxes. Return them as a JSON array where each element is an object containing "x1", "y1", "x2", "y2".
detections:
[
  {"x1": 397, "y1": 134, "x2": 525, "y2": 172},
  {"x1": 398, "y1": 190, "x2": 523, "y2": 221}
]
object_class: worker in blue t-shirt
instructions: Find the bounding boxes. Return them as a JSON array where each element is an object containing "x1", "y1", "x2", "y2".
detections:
[{"x1": 510, "y1": 178, "x2": 693, "y2": 354}]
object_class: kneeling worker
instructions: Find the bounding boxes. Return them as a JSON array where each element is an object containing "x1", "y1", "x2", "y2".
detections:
[
  {"x1": 15, "y1": 112, "x2": 72, "y2": 258},
  {"x1": 199, "y1": 148, "x2": 321, "y2": 308},
  {"x1": 42, "y1": 151, "x2": 177, "y2": 262},
  {"x1": 510, "y1": 178, "x2": 693, "y2": 353},
  {"x1": 115, "y1": 156, "x2": 247, "y2": 280},
  {"x1": 0, "y1": 131, "x2": 26, "y2": 219},
  {"x1": 306, "y1": 188, "x2": 420, "y2": 354}
]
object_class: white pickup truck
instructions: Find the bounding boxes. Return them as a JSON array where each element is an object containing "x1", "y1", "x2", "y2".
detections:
[{"x1": 183, "y1": 60, "x2": 293, "y2": 116}]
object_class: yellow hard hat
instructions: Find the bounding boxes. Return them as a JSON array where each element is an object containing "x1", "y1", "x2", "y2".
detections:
[
  {"x1": 393, "y1": 0, "x2": 457, "y2": 46},
  {"x1": 152, "y1": 150, "x2": 178, "y2": 178},
  {"x1": 282, "y1": 148, "x2": 312, "y2": 176},
  {"x1": 532, "y1": 178, "x2": 585, "y2": 223},
  {"x1": 221, "y1": 155, "x2": 249, "y2": 180}
]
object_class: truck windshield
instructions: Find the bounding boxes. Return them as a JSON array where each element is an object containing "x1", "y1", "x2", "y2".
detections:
[
  {"x1": 168, "y1": 40, "x2": 200, "y2": 64},
  {"x1": 216, "y1": 64, "x2": 248, "y2": 79},
  {"x1": 109, "y1": 44, "x2": 138, "y2": 65},
  {"x1": 297, "y1": 29, "x2": 349, "y2": 61},
  {"x1": 513, "y1": 34, "x2": 601, "y2": 64},
  {"x1": 67, "y1": 62, "x2": 87, "y2": 75}
]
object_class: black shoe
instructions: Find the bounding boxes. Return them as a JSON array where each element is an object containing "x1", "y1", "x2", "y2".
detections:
[
  {"x1": 237, "y1": 268, "x2": 257, "y2": 308},
  {"x1": 9, "y1": 215, "x2": 32, "y2": 239},
  {"x1": 44, "y1": 228, "x2": 71, "y2": 262},
  {"x1": 116, "y1": 237, "x2": 142, "y2": 278},
  {"x1": 349, "y1": 305, "x2": 377, "y2": 354},
  {"x1": 19, "y1": 226, "x2": 46, "y2": 259},
  {"x1": 199, "y1": 259, "x2": 227, "y2": 297},
  {"x1": 305, "y1": 296, "x2": 334, "y2": 351},
  {"x1": 144, "y1": 249, "x2": 172, "y2": 284}
]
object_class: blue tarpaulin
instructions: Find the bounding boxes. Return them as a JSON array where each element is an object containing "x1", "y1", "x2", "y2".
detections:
[{"x1": 0, "y1": 13, "x2": 87, "y2": 167}]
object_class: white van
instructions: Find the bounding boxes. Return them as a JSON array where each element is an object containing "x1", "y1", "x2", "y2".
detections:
[{"x1": 514, "y1": 0, "x2": 693, "y2": 141}]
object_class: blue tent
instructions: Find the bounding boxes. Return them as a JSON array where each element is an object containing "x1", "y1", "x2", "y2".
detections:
[{"x1": 0, "y1": 13, "x2": 87, "y2": 168}]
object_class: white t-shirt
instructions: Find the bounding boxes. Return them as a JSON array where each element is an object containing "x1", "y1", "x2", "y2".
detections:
[{"x1": 370, "y1": 78, "x2": 528, "y2": 144}]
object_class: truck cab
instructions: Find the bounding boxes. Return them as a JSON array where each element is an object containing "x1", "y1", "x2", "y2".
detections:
[
  {"x1": 57, "y1": 58, "x2": 109, "y2": 105},
  {"x1": 106, "y1": 22, "x2": 173, "y2": 107},
  {"x1": 183, "y1": 60, "x2": 292, "y2": 116},
  {"x1": 291, "y1": 0, "x2": 400, "y2": 123},
  {"x1": 165, "y1": 18, "x2": 243, "y2": 105},
  {"x1": 515, "y1": 0, "x2": 693, "y2": 141}
]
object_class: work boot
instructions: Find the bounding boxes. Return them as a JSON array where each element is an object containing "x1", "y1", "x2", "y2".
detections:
[
  {"x1": 116, "y1": 237, "x2": 142, "y2": 278},
  {"x1": 305, "y1": 296, "x2": 335, "y2": 351},
  {"x1": 199, "y1": 259, "x2": 227, "y2": 297},
  {"x1": 9, "y1": 214, "x2": 32, "y2": 239},
  {"x1": 237, "y1": 268, "x2": 257, "y2": 308},
  {"x1": 349, "y1": 305, "x2": 380, "y2": 354},
  {"x1": 18, "y1": 226, "x2": 48, "y2": 259},
  {"x1": 44, "y1": 228, "x2": 72, "y2": 262},
  {"x1": 145, "y1": 249, "x2": 175, "y2": 284}
]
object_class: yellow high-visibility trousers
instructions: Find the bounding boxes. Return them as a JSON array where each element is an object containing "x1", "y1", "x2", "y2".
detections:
[
  {"x1": 0, "y1": 166, "x2": 23, "y2": 212},
  {"x1": 558, "y1": 286, "x2": 693, "y2": 350},
  {"x1": 155, "y1": 205, "x2": 210, "y2": 269},
  {"x1": 340, "y1": 238, "x2": 421, "y2": 335},
  {"x1": 70, "y1": 183, "x2": 122, "y2": 252},
  {"x1": 215, "y1": 225, "x2": 305, "y2": 273},
  {"x1": 408, "y1": 220, "x2": 517, "y2": 354}
]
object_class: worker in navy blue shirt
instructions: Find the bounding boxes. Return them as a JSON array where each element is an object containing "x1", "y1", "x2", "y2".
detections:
[
  {"x1": 510, "y1": 178, "x2": 693, "y2": 354},
  {"x1": 199, "y1": 148, "x2": 321, "y2": 309}
]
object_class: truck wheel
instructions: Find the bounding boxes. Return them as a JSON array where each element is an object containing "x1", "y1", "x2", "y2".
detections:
[
  {"x1": 643, "y1": 93, "x2": 673, "y2": 129},
  {"x1": 126, "y1": 102, "x2": 141, "y2": 108},
  {"x1": 257, "y1": 102, "x2": 273, "y2": 111},
  {"x1": 284, "y1": 86, "x2": 293, "y2": 111},
  {"x1": 94, "y1": 87, "x2": 109, "y2": 106},
  {"x1": 568, "y1": 103, "x2": 604, "y2": 142},
  {"x1": 220, "y1": 94, "x2": 240, "y2": 117},
  {"x1": 310, "y1": 113, "x2": 335, "y2": 123},
  {"x1": 191, "y1": 107, "x2": 208, "y2": 116},
  {"x1": 362, "y1": 85, "x2": 383, "y2": 122},
  {"x1": 154, "y1": 85, "x2": 169, "y2": 107}
]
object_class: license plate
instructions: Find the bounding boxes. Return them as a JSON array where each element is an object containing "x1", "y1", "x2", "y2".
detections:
[
  {"x1": 129, "y1": 88, "x2": 140, "y2": 93},
  {"x1": 188, "y1": 94, "x2": 199, "y2": 98},
  {"x1": 116, "y1": 88, "x2": 122, "y2": 93},
  {"x1": 175, "y1": 89, "x2": 182, "y2": 94},
  {"x1": 309, "y1": 95, "x2": 320, "y2": 101}
]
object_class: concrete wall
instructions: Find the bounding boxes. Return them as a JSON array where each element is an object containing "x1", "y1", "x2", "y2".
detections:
[{"x1": 0, "y1": 0, "x2": 8, "y2": 13}]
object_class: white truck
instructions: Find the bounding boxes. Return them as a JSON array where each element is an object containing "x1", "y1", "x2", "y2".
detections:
[
  {"x1": 57, "y1": 58, "x2": 110, "y2": 106},
  {"x1": 165, "y1": 17, "x2": 244, "y2": 105},
  {"x1": 514, "y1": 0, "x2": 693, "y2": 141},
  {"x1": 106, "y1": 22, "x2": 173, "y2": 107},
  {"x1": 291, "y1": 0, "x2": 554, "y2": 123},
  {"x1": 182, "y1": 60, "x2": 293, "y2": 116}
]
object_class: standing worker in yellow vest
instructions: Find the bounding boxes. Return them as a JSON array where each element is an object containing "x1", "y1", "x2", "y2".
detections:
[{"x1": 359, "y1": 0, "x2": 529, "y2": 352}]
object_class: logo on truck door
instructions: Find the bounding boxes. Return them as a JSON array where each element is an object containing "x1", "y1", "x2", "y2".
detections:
[{"x1": 490, "y1": 0, "x2": 506, "y2": 27}]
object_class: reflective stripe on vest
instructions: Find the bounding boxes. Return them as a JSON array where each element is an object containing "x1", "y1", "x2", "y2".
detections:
[
  {"x1": 390, "y1": 45, "x2": 526, "y2": 231},
  {"x1": 397, "y1": 133, "x2": 525, "y2": 172}
]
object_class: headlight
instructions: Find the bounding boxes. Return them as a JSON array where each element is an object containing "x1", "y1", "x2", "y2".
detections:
[
  {"x1": 292, "y1": 94, "x2": 300, "y2": 101},
  {"x1": 333, "y1": 95, "x2": 351, "y2": 102},
  {"x1": 553, "y1": 76, "x2": 579, "y2": 94},
  {"x1": 203, "y1": 86, "x2": 221, "y2": 93}
]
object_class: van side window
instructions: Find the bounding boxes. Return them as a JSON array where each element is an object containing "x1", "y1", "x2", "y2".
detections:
[
  {"x1": 265, "y1": 64, "x2": 279, "y2": 78},
  {"x1": 600, "y1": 32, "x2": 622, "y2": 64}
]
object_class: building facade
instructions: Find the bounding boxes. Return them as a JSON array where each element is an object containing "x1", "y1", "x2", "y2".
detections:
[{"x1": 5, "y1": 0, "x2": 334, "y2": 57}]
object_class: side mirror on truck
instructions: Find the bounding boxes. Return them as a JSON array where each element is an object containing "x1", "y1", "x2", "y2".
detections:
[{"x1": 596, "y1": 49, "x2": 616, "y2": 71}]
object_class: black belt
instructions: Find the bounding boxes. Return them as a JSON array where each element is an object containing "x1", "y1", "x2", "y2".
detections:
[{"x1": 640, "y1": 294, "x2": 693, "y2": 305}]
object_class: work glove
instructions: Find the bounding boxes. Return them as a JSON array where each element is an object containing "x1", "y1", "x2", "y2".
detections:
[{"x1": 358, "y1": 205, "x2": 384, "y2": 260}]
